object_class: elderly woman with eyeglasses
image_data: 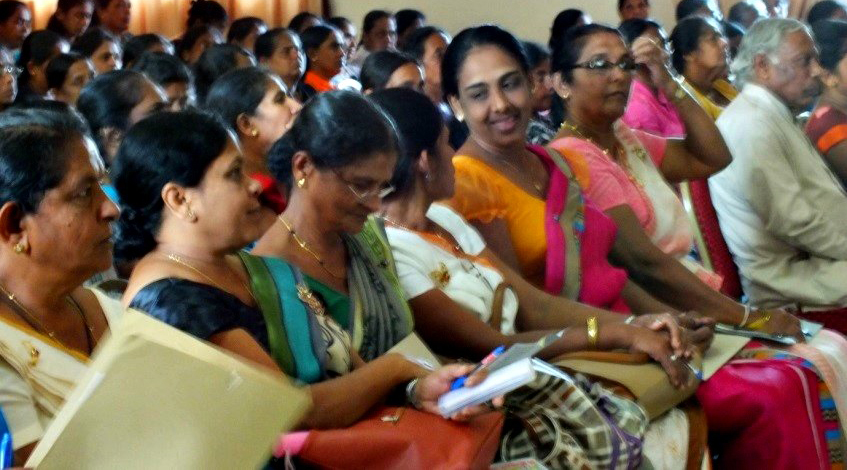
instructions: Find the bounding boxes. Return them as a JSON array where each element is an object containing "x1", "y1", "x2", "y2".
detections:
[{"x1": 0, "y1": 47, "x2": 18, "y2": 109}]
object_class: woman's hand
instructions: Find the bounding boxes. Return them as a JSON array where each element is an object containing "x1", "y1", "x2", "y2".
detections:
[
  {"x1": 629, "y1": 313, "x2": 689, "y2": 358},
  {"x1": 626, "y1": 326, "x2": 694, "y2": 389},
  {"x1": 676, "y1": 311, "x2": 716, "y2": 354},
  {"x1": 631, "y1": 36, "x2": 675, "y2": 91},
  {"x1": 754, "y1": 309, "x2": 804, "y2": 343},
  {"x1": 415, "y1": 363, "x2": 504, "y2": 420}
]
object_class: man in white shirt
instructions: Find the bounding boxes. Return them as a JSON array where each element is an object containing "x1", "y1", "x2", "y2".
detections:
[{"x1": 710, "y1": 18, "x2": 847, "y2": 309}]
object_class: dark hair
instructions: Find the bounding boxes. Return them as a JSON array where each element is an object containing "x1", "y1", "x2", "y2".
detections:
[
  {"x1": 288, "y1": 12, "x2": 320, "y2": 32},
  {"x1": 676, "y1": 0, "x2": 710, "y2": 21},
  {"x1": 300, "y1": 24, "x2": 336, "y2": 70},
  {"x1": 401, "y1": 26, "x2": 447, "y2": 61},
  {"x1": 722, "y1": 20, "x2": 745, "y2": 40},
  {"x1": 193, "y1": 43, "x2": 253, "y2": 102},
  {"x1": 187, "y1": 0, "x2": 227, "y2": 30},
  {"x1": 176, "y1": 25, "x2": 215, "y2": 62},
  {"x1": 46, "y1": 0, "x2": 93, "y2": 38},
  {"x1": 670, "y1": 16, "x2": 722, "y2": 74},
  {"x1": 728, "y1": 1, "x2": 759, "y2": 25},
  {"x1": 71, "y1": 27, "x2": 117, "y2": 58},
  {"x1": 0, "y1": 1, "x2": 25, "y2": 23},
  {"x1": 618, "y1": 18, "x2": 663, "y2": 45},
  {"x1": 395, "y1": 9, "x2": 425, "y2": 37},
  {"x1": 550, "y1": 24, "x2": 621, "y2": 82},
  {"x1": 809, "y1": 1, "x2": 847, "y2": 24},
  {"x1": 203, "y1": 66, "x2": 275, "y2": 129},
  {"x1": 549, "y1": 9, "x2": 585, "y2": 51},
  {"x1": 254, "y1": 27, "x2": 293, "y2": 60},
  {"x1": 76, "y1": 70, "x2": 150, "y2": 156},
  {"x1": 618, "y1": 0, "x2": 650, "y2": 11},
  {"x1": 442, "y1": 25, "x2": 529, "y2": 99},
  {"x1": 0, "y1": 108, "x2": 91, "y2": 214},
  {"x1": 227, "y1": 16, "x2": 265, "y2": 43},
  {"x1": 112, "y1": 110, "x2": 230, "y2": 261},
  {"x1": 46, "y1": 52, "x2": 87, "y2": 90},
  {"x1": 522, "y1": 41, "x2": 550, "y2": 69},
  {"x1": 267, "y1": 90, "x2": 399, "y2": 190},
  {"x1": 360, "y1": 50, "x2": 418, "y2": 91},
  {"x1": 327, "y1": 16, "x2": 352, "y2": 31},
  {"x1": 132, "y1": 51, "x2": 192, "y2": 87},
  {"x1": 369, "y1": 88, "x2": 441, "y2": 198},
  {"x1": 17, "y1": 30, "x2": 67, "y2": 96},
  {"x1": 122, "y1": 33, "x2": 170, "y2": 67},
  {"x1": 812, "y1": 19, "x2": 847, "y2": 70},
  {"x1": 362, "y1": 10, "x2": 391, "y2": 35}
]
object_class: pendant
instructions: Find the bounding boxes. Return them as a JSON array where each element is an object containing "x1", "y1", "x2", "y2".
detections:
[
  {"x1": 23, "y1": 340, "x2": 39, "y2": 367},
  {"x1": 429, "y1": 262, "x2": 451, "y2": 288},
  {"x1": 296, "y1": 284, "x2": 327, "y2": 317}
]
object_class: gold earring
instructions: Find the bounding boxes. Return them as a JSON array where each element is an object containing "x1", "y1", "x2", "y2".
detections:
[
  {"x1": 187, "y1": 209, "x2": 196, "y2": 221},
  {"x1": 13, "y1": 242, "x2": 25, "y2": 254},
  {"x1": 297, "y1": 178, "x2": 306, "y2": 188},
  {"x1": 250, "y1": 128, "x2": 259, "y2": 137}
]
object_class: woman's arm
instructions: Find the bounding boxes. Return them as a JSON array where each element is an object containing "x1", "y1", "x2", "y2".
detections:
[
  {"x1": 605, "y1": 204, "x2": 745, "y2": 324},
  {"x1": 824, "y1": 142, "x2": 847, "y2": 189},
  {"x1": 630, "y1": 36, "x2": 731, "y2": 183},
  {"x1": 619, "y1": 280, "x2": 679, "y2": 315},
  {"x1": 469, "y1": 219, "x2": 523, "y2": 272}
]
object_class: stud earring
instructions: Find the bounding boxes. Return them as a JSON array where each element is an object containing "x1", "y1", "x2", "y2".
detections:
[
  {"x1": 297, "y1": 178, "x2": 306, "y2": 188},
  {"x1": 13, "y1": 242, "x2": 25, "y2": 254},
  {"x1": 250, "y1": 128, "x2": 259, "y2": 137},
  {"x1": 187, "y1": 209, "x2": 197, "y2": 221}
]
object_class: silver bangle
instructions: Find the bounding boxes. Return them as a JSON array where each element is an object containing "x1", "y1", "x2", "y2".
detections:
[
  {"x1": 405, "y1": 378, "x2": 421, "y2": 409},
  {"x1": 624, "y1": 315, "x2": 636, "y2": 325},
  {"x1": 740, "y1": 304, "x2": 751, "y2": 327}
]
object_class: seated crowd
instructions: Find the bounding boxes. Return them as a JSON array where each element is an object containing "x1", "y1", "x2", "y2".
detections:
[{"x1": 1, "y1": 0, "x2": 847, "y2": 468}]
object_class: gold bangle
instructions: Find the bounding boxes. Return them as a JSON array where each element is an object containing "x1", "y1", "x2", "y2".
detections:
[
  {"x1": 586, "y1": 316, "x2": 599, "y2": 349},
  {"x1": 746, "y1": 311, "x2": 771, "y2": 331}
]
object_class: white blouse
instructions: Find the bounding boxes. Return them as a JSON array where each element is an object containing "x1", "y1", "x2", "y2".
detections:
[{"x1": 386, "y1": 204, "x2": 519, "y2": 335}]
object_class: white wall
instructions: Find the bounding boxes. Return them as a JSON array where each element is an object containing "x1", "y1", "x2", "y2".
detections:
[{"x1": 331, "y1": 0, "x2": 679, "y2": 44}]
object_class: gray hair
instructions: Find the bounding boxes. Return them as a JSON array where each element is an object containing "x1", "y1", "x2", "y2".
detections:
[{"x1": 731, "y1": 18, "x2": 810, "y2": 87}]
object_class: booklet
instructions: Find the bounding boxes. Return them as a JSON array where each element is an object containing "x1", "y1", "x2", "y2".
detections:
[
  {"x1": 438, "y1": 358, "x2": 536, "y2": 417},
  {"x1": 26, "y1": 309, "x2": 311, "y2": 470}
]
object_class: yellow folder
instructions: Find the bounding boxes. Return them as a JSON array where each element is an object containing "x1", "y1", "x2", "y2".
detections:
[{"x1": 26, "y1": 309, "x2": 311, "y2": 469}]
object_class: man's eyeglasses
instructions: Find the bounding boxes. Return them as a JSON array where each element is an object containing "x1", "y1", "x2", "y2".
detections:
[
  {"x1": 331, "y1": 168, "x2": 395, "y2": 200},
  {"x1": 572, "y1": 58, "x2": 638, "y2": 73},
  {"x1": 0, "y1": 65, "x2": 22, "y2": 78}
]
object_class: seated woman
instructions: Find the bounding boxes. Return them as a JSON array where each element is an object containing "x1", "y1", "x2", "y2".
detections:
[
  {"x1": 228, "y1": 17, "x2": 267, "y2": 52},
  {"x1": 670, "y1": 16, "x2": 738, "y2": 118},
  {"x1": 805, "y1": 20, "x2": 847, "y2": 190},
  {"x1": 131, "y1": 52, "x2": 194, "y2": 112},
  {"x1": 522, "y1": 41, "x2": 557, "y2": 146},
  {"x1": 0, "y1": 47, "x2": 17, "y2": 109},
  {"x1": 442, "y1": 24, "x2": 844, "y2": 469},
  {"x1": 359, "y1": 50, "x2": 423, "y2": 94},
  {"x1": 71, "y1": 27, "x2": 121, "y2": 75},
  {"x1": 115, "y1": 109, "x2": 492, "y2": 438},
  {"x1": 0, "y1": 108, "x2": 121, "y2": 464},
  {"x1": 192, "y1": 43, "x2": 255, "y2": 103},
  {"x1": 204, "y1": 66, "x2": 302, "y2": 218},
  {"x1": 298, "y1": 25, "x2": 346, "y2": 99},
  {"x1": 15, "y1": 30, "x2": 69, "y2": 104},
  {"x1": 45, "y1": 52, "x2": 93, "y2": 107},
  {"x1": 254, "y1": 28, "x2": 305, "y2": 101},
  {"x1": 45, "y1": 0, "x2": 93, "y2": 43},
  {"x1": 176, "y1": 25, "x2": 223, "y2": 67},
  {"x1": 121, "y1": 33, "x2": 173, "y2": 69},
  {"x1": 618, "y1": 19, "x2": 685, "y2": 138}
]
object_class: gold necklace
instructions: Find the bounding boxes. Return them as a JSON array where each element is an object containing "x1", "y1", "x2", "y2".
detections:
[
  {"x1": 277, "y1": 215, "x2": 346, "y2": 280},
  {"x1": 0, "y1": 282, "x2": 94, "y2": 353},
  {"x1": 560, "y1": 120, "x2": 626, "y2": 160},
  {"x1": 165, "y1": 253, "x2": 257, "y2": 303}
]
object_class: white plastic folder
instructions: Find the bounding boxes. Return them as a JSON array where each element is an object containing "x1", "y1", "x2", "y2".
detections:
[{"x1": 26, "y1": 309, "x2": 311, "y2": 469}]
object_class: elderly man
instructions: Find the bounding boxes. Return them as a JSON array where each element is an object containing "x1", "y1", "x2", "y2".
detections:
[{"x1": 710, "y1": 18, "x2": 847, "y2": 310}]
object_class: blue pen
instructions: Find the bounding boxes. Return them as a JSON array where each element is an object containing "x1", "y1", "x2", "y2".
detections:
[{"x1": 450, "y1": 345, "x2": 506, "y2": 391}]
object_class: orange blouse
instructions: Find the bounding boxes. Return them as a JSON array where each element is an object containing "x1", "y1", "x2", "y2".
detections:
[{"x1": 445, "y1": 155, "x2": 548, "y2": 286}]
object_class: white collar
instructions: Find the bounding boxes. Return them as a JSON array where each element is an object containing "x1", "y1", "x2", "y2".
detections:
[{"x1": 739, "y1": 83, "x2": 797, "y2": 124}]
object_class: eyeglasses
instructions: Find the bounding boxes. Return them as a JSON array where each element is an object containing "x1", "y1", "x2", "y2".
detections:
[
  {"x1": 331, "y1": 168, "x2": 395, "y2": 200},
  {"x1": 572, "y1": 58, "x2": 638, "y2": 73},
  {"x1": 0, "y1": 65, "x2": 21, "y2": 77}
]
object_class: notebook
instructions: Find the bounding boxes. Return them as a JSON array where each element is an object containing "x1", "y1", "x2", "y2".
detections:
[
  {"x1": 26, "y1": 309, "x2": 311, "y2": 469},
  {"x1": 438, "y1": 358, "x2": 536, "y2": 417}
]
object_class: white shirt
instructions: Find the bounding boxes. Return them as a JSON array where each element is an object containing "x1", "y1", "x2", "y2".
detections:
[
  {"x1": 385, "y1": 204, "x2": 519, "y2": 335},
  {"x1": 710, "y1": 83, "x2": 847, "y2": 308}
]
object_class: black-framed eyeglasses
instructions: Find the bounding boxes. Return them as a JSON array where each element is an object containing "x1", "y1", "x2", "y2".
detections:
[
  {"x1": 330, "y1": 168, "x2": 395, "y2": 200},
  {"x1": 0, "y1": 65, "x2": 22, "y2": 78},
  {"x1": 572, "y1": 58, "x2": 638, "y2": 73}
]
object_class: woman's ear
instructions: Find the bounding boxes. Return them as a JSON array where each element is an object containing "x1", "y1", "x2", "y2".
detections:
[
  {"x1": 291, "y1": 150, "x2": 315, "y2": 183},
  {"x1": 447, "y1": 95, "x2": 464, "y2": 122},
  {"x1": 161, "y1": 182, "x2": 195, "y2": 222},
  {"x1": 417, "y1": 149, "x2": 433, "y2": 177},
  {"x1": 0, "y1": 202, "x2": 28, "y2": 255},
  {"x1": 552, "y1": 72, "x2": 572, "y2": 100},
  {"x1": 235, "y1": 113, "x2": 255, "y2": 138}
]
